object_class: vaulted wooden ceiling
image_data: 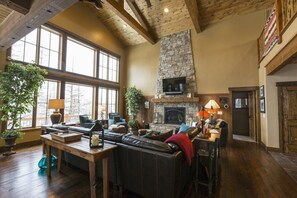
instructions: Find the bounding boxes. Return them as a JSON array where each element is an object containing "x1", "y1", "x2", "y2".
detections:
[{"x1": 0, "y1": 0, "x2": 274, "y2": 49}]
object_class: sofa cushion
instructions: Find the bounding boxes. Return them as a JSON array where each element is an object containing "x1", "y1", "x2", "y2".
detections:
[
  {"x1": 187, "y1": 127, "x2": 199, "y2": 139},
  {"x1": 122, "y1": 134, "x2": 173, "y2": 153},
  {"x1": 178, "y1": 123, "x2": 190, "y2": 133},
  {"x1": 112, "y1": 125, "x2": 127, "y2": 133},
  {"x1": 99, "y1": 130, "x2": 124, "y2": 142},
  {"x1": 68, "y1": 126, "x2": 92, "y2": 136},
  {"x1": 147, "y1": 129, "x2": 173, "y2": 142},
  {"x1": 113, "y1": 116, "x2": 121, "y2": 123}
]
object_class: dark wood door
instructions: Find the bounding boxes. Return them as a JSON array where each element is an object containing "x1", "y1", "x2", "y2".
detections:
[
  {"x1": 279, "y1": 85, "x2": 297, "y2": 153},
  {"x1": 232, "y1": 92, "x2": 249, "y2": 136},
  {"x1": 248, "y1": 92, "x2": 256, "y2": 140}
]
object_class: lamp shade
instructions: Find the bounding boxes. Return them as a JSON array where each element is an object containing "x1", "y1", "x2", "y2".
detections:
[
  {"x1": 48, "y1": 99, "x2": 64, "y2": 109},
  {"x1": 204, "y1": 99, "x2": 220, "y2": 109}
]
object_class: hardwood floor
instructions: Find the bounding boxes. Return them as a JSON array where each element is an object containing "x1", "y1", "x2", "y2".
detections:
[{"x1": 1, "y1": 140, "x2": 297, "y2": 198}]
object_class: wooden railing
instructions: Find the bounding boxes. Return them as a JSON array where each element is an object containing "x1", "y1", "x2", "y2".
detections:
[{"x1": 258, "y1": 0, "x2": 297, "y2": 63}]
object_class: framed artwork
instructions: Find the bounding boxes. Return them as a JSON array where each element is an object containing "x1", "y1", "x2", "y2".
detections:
[
  {"x1": 260, "y1": 98, "x2": 265, "y2": 113},
  {"x1": 260, "y1": 85, "x2": 264, "y2": 98}
]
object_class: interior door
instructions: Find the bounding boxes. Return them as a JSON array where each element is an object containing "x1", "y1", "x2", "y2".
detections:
[
  {"x1": 248, "y1": 92, "x2": 255, "y2": 140},
  {"x1": 280, "y1": 85, "x2": 297, "y2": 153},
  {"x1": 232, "y1": 92, "x2": 249, "y2": 136}
]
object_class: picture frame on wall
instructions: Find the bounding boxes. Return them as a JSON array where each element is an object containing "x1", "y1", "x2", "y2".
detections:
[
  {"x1": 260, "y1": 98, "x2": 265, "y2": 113},
  {"x1": 260, "y1": 85, "x2": 264, "y2": 98}
]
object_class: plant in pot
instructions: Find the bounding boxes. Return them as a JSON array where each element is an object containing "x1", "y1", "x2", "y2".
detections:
[
  {"x1": 0, "y1": 61, "x2": 47, "y2": 156},
  {"x1": 125, "y1": 86, "x2": 143, "y2": 134}
]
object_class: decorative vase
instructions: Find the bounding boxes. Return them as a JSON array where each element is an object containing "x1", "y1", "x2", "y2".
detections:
[{"x1": 2, "y1": 137, "x2": 17, "y2": 156}]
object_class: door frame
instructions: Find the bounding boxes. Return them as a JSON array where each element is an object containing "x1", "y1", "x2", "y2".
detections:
[
  {"x1": 277, "y1": 81, "x2": 297, "y2": 153},
  {"x1": 229, "y1": 86, "x2": 260, "y2": 143}
]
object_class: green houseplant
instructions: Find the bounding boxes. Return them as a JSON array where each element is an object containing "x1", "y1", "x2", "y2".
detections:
[
  {"x1": 125, "y1": 86, "x2": 143, "y2": 132},
  {"x1": 0, "y1": 61, "x2": 47, "y2": 155}
]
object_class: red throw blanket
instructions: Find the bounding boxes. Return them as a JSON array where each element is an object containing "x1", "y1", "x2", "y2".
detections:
[{"x1": 165, "y1": 133, "x2": 194, "y2": 166}]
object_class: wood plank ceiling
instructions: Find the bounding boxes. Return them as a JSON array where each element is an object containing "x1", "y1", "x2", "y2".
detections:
[{"x1": 0, "y1": 0, "x2": 274, "y2": 49}]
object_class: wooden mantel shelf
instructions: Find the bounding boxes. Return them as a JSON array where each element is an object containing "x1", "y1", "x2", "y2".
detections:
[{"x1": 151, "y1": 97, "x2": 199, "y2": 103}]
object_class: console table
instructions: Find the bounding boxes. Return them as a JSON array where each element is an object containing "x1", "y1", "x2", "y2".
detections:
[{"x1": 40, "y1": 134, "x2": 117, "y2": 198}]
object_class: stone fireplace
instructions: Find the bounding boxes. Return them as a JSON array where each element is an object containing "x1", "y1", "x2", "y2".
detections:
[
  {"x1": 150, "y1": 30, "x2": 198, "y2": 131},
  {"x1": 164, "y1": 107, "x2": 186, "y2": 124}
]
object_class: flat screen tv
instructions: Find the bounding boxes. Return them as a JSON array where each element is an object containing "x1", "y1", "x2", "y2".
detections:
[{"x1": 162, "y1": 77, "x2": 186, "y2": 95}]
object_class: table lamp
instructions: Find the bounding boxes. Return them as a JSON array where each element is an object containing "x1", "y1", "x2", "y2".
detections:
[
  {"x1": 48, "y1": 99, "x2": 64, "y2": 125},
  {"x1": 204, "y1": 99, "x2": 220, "y2": 125}
]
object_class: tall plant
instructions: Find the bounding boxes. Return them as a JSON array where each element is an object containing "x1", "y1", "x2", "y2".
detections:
[
  {"x1": 0, "y1": 61, "x2": 47, "y2": 138},
  {"x1": 125, "y1": 86, "x2": 143, "y2": 128}
]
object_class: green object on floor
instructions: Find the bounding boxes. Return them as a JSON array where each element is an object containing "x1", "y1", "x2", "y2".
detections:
[{"x1": 38, "y1": 155, "x2": 57, "y2": 169}]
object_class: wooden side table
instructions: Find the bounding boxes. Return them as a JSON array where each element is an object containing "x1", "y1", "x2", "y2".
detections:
[
  {"x1": 194, "y1": 137, "x2": 220, "y2": 197},
  {"x1": 40, "y1": 134, "x2": 117, "y2": 198}
]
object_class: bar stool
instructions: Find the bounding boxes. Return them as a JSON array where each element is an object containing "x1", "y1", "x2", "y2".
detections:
[{"x1": 194, "y1": 137, "x2": 220, "y2": 197}]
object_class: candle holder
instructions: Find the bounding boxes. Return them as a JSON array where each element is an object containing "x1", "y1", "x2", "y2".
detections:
[{"x1": 89, "y1": 120, "x2": 104, "y2": 148}]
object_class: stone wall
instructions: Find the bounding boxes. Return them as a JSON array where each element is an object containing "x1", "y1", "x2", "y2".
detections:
[
  {"x1": 152, "y1": 30, "x2": 198, "y2": 131},
  {"x1": 156, "y1": 30, "x2": 197, "y2": 95}
]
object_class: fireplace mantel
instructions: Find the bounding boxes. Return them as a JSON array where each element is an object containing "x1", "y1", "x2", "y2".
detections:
[{"x1": 151, "y1": 97, "x2": 199, "y2": 103}]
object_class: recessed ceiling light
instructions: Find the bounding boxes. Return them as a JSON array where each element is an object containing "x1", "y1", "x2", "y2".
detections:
[
  {"x1": 164, "y1": 7, "x2": 169, "y2": 13},
  {"x1": 123, "y1": 24, "x2": 127, "y2": 28}
]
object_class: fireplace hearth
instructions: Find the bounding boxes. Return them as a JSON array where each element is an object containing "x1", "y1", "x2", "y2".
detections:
[{"x1": 164, "y1": 107, "x2": 186, "y2": 124}]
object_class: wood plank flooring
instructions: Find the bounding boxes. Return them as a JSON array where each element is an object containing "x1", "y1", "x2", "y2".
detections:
[{"x1": 1, "y1": 140, "x2": 297, "y2": 198}]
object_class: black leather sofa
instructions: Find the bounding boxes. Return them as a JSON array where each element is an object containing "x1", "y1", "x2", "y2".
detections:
[{"x1": 46, "y1": 126, "x2": 198, "y2": 198}]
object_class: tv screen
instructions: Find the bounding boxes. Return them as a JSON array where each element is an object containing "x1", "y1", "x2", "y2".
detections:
[{"x1": 162, "y1": 77, "x2": 186, "y2": 95}]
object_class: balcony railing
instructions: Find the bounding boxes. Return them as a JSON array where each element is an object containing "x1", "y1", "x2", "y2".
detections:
[{"x1": 258, "y1": 0, "x2": 297, "y2": 62}]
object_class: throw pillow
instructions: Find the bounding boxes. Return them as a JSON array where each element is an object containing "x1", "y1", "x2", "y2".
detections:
[
  {"x1": 113, "y1": 116, "x2": 121, "y2": 123},
  {"x1": 178, "y1": 123, "x2": 190, "y2": 133},
  {"x1": 138, "y1": 129, "x2": 147, "y2": 136},
  {"x1": 112, "y1": 125, "x2": 126, "y2": 133},
  {"x1": 147, "y1": 130, "x2": 173, "y2": 142}
]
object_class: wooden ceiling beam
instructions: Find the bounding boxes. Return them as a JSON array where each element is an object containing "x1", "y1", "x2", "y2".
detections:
[
  {"x1": 126, "y1": 0, "x2": 149, "y2": 31},
  {"x1": 0, "y1": 0, "x2": 78, "y2": 51},
  {"x1": 0, "y1": 0, "x2": 31, "y2": 14},
  {"x1": 145, "y1": 0, "x2": 151, "y2": 8},
  {"x1": 184, "y1": 0, "x2": 202, "y2": 33},
  {"x1": 102, "y1": 0, "x2": 157, "y2": 44}
]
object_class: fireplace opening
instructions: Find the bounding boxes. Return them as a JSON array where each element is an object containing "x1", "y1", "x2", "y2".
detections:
[{"x1": 164, "y1": 107, "x2": 186, "y2": 124}]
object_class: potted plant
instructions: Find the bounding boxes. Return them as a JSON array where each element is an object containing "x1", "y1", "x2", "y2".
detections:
[
  {"x1": 125, "y1": 86, "x2": 143, "y2": 133},
  {"x1": 0, "y1": 61, "x2": 47, "y2": 155}
]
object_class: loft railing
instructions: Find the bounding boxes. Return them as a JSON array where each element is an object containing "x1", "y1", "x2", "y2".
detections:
[{"x1": 258, "y1": 0, "x2": 297, "y2": 63}]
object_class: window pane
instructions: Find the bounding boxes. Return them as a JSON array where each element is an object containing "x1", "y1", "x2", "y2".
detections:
[
  {"x1": 11, "y1": 29, "x2": 37, "y2": 63},
  {"x1": 36, "y1": 80, "x2": 59, "y2": 126},
  {"x1": 24, "y1": 43, "x2": 36, "y2": 63},
  {"x1": 11, "y1": 40, "x2": 24, "y2": 61},
  {"x1": 39, "y1": 27, "x2": 61, "y2": 69},
  {"x1": 20, "y1": 108, "x2": 33, "y2": 128},
  {"x1": 98, "y1": 87, "x2": 107, "y2": 119},
  {"x1": 25, "y1": 29, "x2": 37, "y2": 44},
  {"x1": 49, "y1": 51, "x2": 59, "y2": 69},
  {"x1": 99, "y1": 52, "x2": 108, "y2": 80},
  {"x1": 40, "y1": 28, "x2": 50, "y2": 48},
  {"x1": 39, "y1": 47, "x2": 49, "y2": 67},
  {"x1": 108, "y1": 89, "x2": 117, "y2": 114},
  {"x1": 66, "y1": 38, "x2": 95, "y2": 77},
  {"x1": 64, "y1": 83, "x2": 94, "y2": 123}
]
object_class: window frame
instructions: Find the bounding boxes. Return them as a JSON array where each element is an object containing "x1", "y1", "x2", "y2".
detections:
[{"x1": 6, "y1": 24, "x2": 121, "y2": 130}]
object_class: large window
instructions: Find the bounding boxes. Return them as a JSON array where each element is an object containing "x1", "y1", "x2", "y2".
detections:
[
  {"x1": 11, "y1": 29, "x2": 37, "y2": 63},
  {"x1": 39, "y1": 27, "x2": 61, "y2": 69},
  {"x1": 66, "y1": 38, "x2": 96, "y2": 77},
  {"x1": 64, "y1": 83, "x2": 94, "y2": 123},
  {"x1": 8, "y1": 25, "x2": 120, "y2": 129},
  {"x1": 99, "y1": 51, "x2": 119, "y2": 82},
  {"x1": 36, "y1": 80, "x2": 59, "y2": 126}
]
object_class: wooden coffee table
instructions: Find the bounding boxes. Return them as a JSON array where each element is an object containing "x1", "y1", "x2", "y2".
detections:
[{"x1": 40, "y1": 134, "x2": 117, "y2": 198}]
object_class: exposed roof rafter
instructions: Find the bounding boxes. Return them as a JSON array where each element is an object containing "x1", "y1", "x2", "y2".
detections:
[
  {"x1": 102, "y1": 0, "x2": 157, "y2": 44},
  {"x1": 184, "y1": 0, "x2": 202, "y2": 33},
  {"x1": 0, "y1": 0, "x2": 31, "y2": 14}
]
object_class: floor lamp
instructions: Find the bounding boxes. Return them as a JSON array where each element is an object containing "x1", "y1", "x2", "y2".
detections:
[{"x1": 48, "y1": 99, "x2": 64, "y2": 125}]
